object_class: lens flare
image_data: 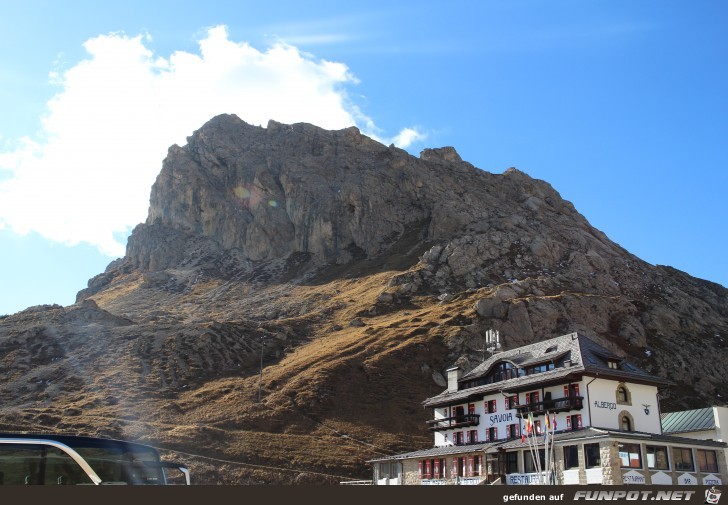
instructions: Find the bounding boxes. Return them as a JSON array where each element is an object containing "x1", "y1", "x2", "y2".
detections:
[{"x1": 233, "y1": 186, "x2": 251, "y2": 200}]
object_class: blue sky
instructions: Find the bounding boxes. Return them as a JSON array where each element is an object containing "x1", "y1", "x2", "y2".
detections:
[{"x1": 1, "y1": 1, "x2": 726, "y2": 315}]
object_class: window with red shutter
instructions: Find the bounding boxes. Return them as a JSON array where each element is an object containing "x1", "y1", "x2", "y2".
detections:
[
  {"x1": 566, "y1": 417, "x2": 572, "y2": 430},
  {"x1": 469, "y1": 403, "x2": 475, "y2": 415},
  {"x1": 577, "y1": 415, "x2": 582, "y2": 428},
  {"x1": 418, "y1": 461, "x2": 423, "y2": 479},
  {"x1": 434, "y1": 459, "x2": 440, "y2": 479},
  {"x1": 425, "y1": 459, "x2": 431, "y2": 479}
]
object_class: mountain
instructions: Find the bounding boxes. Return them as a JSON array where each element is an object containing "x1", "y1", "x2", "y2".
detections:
[{"x1": 1, "y1": 114, "x2": 726, "y2": 484}]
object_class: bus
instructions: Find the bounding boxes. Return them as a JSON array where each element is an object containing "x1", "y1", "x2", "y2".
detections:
[{"x1": 0, "y1": 433, "x2": 190, "y2": 485}]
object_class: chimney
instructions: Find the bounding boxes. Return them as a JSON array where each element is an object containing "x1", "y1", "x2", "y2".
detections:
[{"x1": 446, "y1": 366, "x2": 462, "y2": 393}]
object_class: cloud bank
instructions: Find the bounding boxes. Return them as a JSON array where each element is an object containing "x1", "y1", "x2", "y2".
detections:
[{"x1": 0, "y1": 26, "x2": 425, "y2": 257}]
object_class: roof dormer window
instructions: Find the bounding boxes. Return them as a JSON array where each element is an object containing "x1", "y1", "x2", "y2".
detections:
[{"x1": 608, "y1": 360, "x2": 619, "y2": 369}]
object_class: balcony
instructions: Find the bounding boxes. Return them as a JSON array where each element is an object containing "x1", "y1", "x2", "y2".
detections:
[
  {"x1": 515, "y1": 396, "x2": 583, "y2": 417},
  {"x1": 426, "y1": 414, "x2": 480, "y2": 432}
]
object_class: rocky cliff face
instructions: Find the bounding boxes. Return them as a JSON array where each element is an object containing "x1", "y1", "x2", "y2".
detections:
[{"x1": 1, "y1": 114, "x2": 726, "y2": 483}]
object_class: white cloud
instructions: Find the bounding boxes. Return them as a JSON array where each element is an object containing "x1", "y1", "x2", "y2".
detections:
[
  {"x1": 0, "y1": 25, "x2": 423, "y2": 257},
  {"x1": 389, "y1": 127, "x2": 427, "y2": 149}
]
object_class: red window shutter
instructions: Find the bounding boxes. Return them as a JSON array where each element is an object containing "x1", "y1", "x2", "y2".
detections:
[
  {"x1": 577, "y1": 415, "x2": 582, "y2": 428},
  {"x1": 516, "y1": 423, "x2": 521, "y2": 437},
  {"x1": 469, "y1": 403, "x2": 475, "y2": 415},
  {"x1": 525, "y1": 394, "x2": 530, "y2": 404},
  {"x1": 425, "y1": 460, "x2": 431, "y2": 479},
  {"x1": 574, "y1": 384, "x2": 580, "y2": 396},
  {"x1": 467, "y1": 456, "x2": 473, "y2": 477},
  {"x1": 418, "y1": 461, "x2": 423, "y2": 479},
  {"x1": 514, "y1": 395, "x2": 519, "y2": 406},
  {"x1": 466, "y1": 430, "x2": 471, "y2": 444},
  {"x1": 564, "y1": 385, "x2": 569, "y2": 397},
  {"x1": 493, "y1": 400, "x2": 497, "y2": 413},
  {"x1": 566, "y1": 417, "x2": 572, "y2": 430},
  {"x1": 494, "y1": 427, "x2": 498, "y2": 440},
  {"x1": 485, "y1": 429, "x2": 489, "y2": 442},
  {"x1": 434, "y1": 459, "x2": 440, "y2": 479},
  {"x1": 535, "y1": 392, "x2": 540, "y2": 404},
  {"x1": 472, "y1": 430, "x2": 478, "y2": 443}
]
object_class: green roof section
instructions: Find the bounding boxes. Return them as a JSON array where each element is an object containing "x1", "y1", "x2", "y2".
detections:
[{"x1": 661, "y1": 407, "x2": 716, "y2": 434}]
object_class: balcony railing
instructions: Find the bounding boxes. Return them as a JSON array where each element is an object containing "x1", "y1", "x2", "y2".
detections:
[
  {"x1": 426, "y1": 414, "x2": 480, "y2": 432},
  {"x1": 515, "y1": 396, "x2": 583, "y2": 417}
]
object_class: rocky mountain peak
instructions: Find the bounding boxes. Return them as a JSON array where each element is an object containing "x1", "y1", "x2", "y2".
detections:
[{"x1": 1, "y1": 114, "x2": 725, "y2": 484}]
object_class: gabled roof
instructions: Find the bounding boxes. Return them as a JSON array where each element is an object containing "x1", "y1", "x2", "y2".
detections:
[
  {"x1": 422, "y1": 367, "x2": 580, "y2": 407},
  {"x1": 661, "y1": 407, "x2": 716, "y2": 434},
  {"x1": 368, "y1": 442, "x2": 496, "y2": 462},
  {"x1": 423, "y1": 332, "x2": 669, "y2": 408},
  {"x1": 459, "y1": 332, "x2": 583, "y2": 382},
  {"x1": 369, "y1": 427, "x2": 727, "y2": 463}
]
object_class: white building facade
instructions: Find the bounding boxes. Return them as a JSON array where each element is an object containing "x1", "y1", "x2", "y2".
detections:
[{"x1": 370, "y1": 332, "x2": 728, "y2": 485}]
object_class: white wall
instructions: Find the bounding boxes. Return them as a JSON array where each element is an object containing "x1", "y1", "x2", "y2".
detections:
[
  {"x1": 714, "y1": 406, "x2": 728, "y2": 441},
  {"x1": 587, "y1": 379, "x2": 661, "y2": 434},
  {"x1": 433, "y1": 380, "x2": 594, "y2": 446},
  {"x1": 432, "y1": 377, "x2": 663, "y2": 446},
  {"x1": 433, "y1": 399, "x2": 488, "y2": 447}
]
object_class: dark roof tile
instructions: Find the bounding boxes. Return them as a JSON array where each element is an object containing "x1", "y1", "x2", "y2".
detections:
[{"x1": 426, "y1": 332, "x2": 669, "y2": 408}]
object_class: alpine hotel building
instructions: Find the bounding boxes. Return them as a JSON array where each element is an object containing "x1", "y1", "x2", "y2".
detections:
[{"x1": 370, "y1": 332, "x2": 727, "y2": 485}]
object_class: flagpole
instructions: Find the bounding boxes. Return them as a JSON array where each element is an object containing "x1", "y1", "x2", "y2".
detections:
[
  {"x1": 531, "y1": 412, "x2": 542, "y2": 483},
  {"x1": 550, "y1": 414, "x2": 556, "y2": 484},
  {"x1": 544, "y1": 411, "x2": 550, "y2": 485},
  {"x1": 527, "y1": 413, "x2": 537, "y2": 483}
]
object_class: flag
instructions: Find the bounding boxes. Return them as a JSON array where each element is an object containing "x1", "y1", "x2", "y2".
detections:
[
  {"x1": 527, "y1": 412, "x2": 534, "y2": 434},
  {"x1": 544, "y1": 412, "x2": 550, "y2": 442},
  {"x1": 552, "y1": 415, "x2": 557, "y2": 430},
  {"x1": 521, "y1": 425, "x2": 526, "y2": 443}
]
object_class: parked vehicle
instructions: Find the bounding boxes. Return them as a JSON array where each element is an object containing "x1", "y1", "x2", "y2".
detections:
[{"x1": 0, "y1": 433, "x2": 190, "y2": 485}]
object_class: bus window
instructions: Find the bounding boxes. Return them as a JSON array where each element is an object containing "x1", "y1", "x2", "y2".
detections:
[{"x1": 0, "y1": 444, "x2": 94, "y2": 485}]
